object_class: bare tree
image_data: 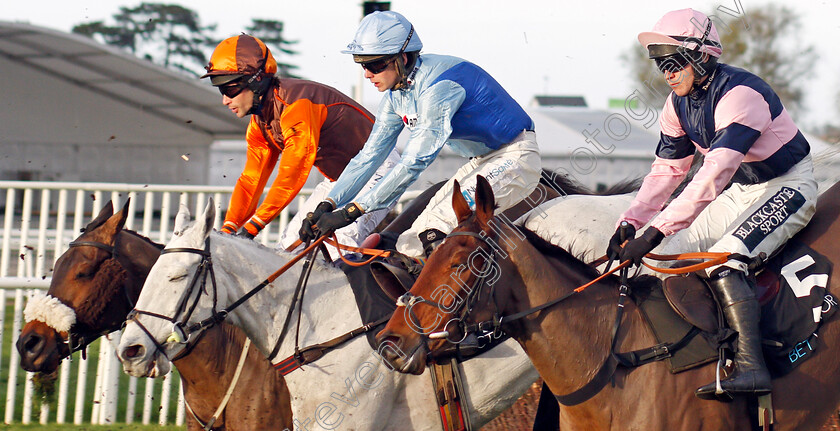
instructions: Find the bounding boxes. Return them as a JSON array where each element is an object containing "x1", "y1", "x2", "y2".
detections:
[
  {"x1": 73, "y1": 3, "x2": 218, "y2": 77},
  {"x1": 246, "y1": 19, "x2": 302, "y2": 79}
]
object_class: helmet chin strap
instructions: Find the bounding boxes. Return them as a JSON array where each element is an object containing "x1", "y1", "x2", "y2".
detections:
[
  {"x1": 689, "y1": 63, "x2": 718, "y2": 99},
  {"x1": 391, "y1": 25, "x2": 416, "y2": 91},
  {"x1": 246, "y1": 75, "x2": 273, "y2": 115}
]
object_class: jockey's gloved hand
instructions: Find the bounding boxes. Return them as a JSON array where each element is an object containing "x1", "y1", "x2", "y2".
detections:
[
  {"x1": 619, "y1": 227, "x2": 664, "y2": 266},
  {"x1": 315, "y1": 203, "x2": 364, "y2": 236},
  {"x1": 606, "y1": 221, "x2": 636, "y2": 260},
  {"x1": 299, "y1": 201, "x2": 334, "y2": 242},
  {"x1": 234, "y1": 227, "x2": 255, "y2": 239},
  {"x1": 220, "y1": 225, "x2": 237, "y2": 235}
]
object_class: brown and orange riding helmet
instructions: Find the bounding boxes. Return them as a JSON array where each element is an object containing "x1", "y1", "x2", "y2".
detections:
[{"x1": 201, "y1": 34, "x2": 278, "y2": 86}]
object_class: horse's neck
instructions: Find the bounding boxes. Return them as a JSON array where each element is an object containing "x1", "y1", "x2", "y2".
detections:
[
  {"x1": 505, "y1": 234, "x2": 651, "y2": 395},
  {"x1": 216, "y1": 243, "x2": 362, "y2": 362},
  {"x1": 116, "y1": 230, "x2": 160, "y2": 300},
  {"x1": 172, "y1": 324, "x2": 232, "y2": 399}
]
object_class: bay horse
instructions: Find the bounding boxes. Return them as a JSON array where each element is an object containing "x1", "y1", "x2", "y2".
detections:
[
  {"x1": 116, "y1": 199, "x2": 541, "y2": 431},
  {"x1": 376, "y1": 176, "x2": 840, "y2": 430},
  {"x1": 17, "y1": 200, "x2": 292, "y2": 430}
]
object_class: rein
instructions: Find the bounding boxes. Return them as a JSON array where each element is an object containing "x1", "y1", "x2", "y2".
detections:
[
  {"x1": 286, "y1": 236, "x2": 394, "y2": 267},
  {"x1": 128, "y1": 233, "x2": 390, "y2": 375},
  {"x1": 410, "y1": 226, "x2": 728, "y2": 405}
]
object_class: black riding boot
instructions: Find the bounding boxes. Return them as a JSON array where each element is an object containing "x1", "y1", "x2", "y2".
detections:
[{"x1": 696, "y1": 269, "x2": 772, "y2": 400}]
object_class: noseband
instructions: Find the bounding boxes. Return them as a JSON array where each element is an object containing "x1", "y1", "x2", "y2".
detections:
[
  {"x1": 52, "y1": 239, "x2": 131, "y2": 356},
  {"x1": 126, "y1": 238, "x2": 219, "y2": 361},
  {"x1": 398, "y1": 230, "x2": 503, "y2": 347}
]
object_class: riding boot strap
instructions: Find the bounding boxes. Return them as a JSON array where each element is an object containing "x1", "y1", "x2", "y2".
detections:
[{"x1": 696, "y1": 269, "x2": 771, "y2": 399}]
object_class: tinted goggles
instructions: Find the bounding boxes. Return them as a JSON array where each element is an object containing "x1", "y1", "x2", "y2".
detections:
[
  {"x1": 654, "y1": 54, "x2": 692, "y2": 73},
  {"x1": 218, "y1": 80, "x2": 247, "y2": 98},
  {"x1": 361, "y1": 57, "x2": 395, "y2": 74}
]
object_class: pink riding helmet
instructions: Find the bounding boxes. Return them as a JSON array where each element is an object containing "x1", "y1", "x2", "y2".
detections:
[{"x1": 638, "y1": 8, "x2": 723, "y2": 58}]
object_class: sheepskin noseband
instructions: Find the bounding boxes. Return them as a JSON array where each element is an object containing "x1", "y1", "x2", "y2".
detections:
[{"x1": 24, "y1": 291, "x2": 76, "y2": 333}]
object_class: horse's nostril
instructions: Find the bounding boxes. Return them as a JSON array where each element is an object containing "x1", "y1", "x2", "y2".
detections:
[
  {"x1": 122, "y1": 344, "x2": 143, "y2": 359},
  {"x1": 23, "y1": 334, "x2": 43, "y2": 355}
]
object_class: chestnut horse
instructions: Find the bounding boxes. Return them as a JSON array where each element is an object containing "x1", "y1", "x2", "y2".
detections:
[
  {"x1": 377, "y1": 176, "x2": 840, "y2": 430},
  {"x1": 17, "y1": 200, "x2": 292, "y2": 430}
]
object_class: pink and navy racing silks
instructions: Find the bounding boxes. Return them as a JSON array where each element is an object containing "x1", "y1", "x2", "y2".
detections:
[
  {"x1": 327, "y1": 54, "x2": 534, "y2": 213},
  {"x1": 620, "y1": 63, "x2": 810, "y2": 236}
]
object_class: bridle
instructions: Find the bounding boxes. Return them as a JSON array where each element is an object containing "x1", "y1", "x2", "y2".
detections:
[
  {"x1": 54, "y1": 237, "x2": 136, "y2": 357},
  {"x1": 396, "y1": 230, "x2": 504, "y2": 349},
  {"x1": 126, "y1": 238, "x2": 219, "y2": 362},
  {"x1": 124, "y1": 234, "x2": 320, "y2": 365}
]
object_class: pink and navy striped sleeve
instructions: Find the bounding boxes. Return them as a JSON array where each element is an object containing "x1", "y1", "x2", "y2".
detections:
[{"x1": 619, "y1": 65, "x2": 809, "y2": 236}]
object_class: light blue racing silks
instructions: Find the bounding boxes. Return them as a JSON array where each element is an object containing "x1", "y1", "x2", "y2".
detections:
[{"x1": 328, "y1": 54, "x2": 534, "y2": 212}]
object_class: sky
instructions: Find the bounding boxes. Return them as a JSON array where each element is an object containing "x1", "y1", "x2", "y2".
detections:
[{"x1": 5, "y1": 0, "x2": 840, "y2": 132}]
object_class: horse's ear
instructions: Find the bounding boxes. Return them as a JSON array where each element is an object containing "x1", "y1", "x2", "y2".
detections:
[
  {"x1": 96, "y1": 200, "x2": 130, "y2": 245},
  {"x1": 174, "y1": 203, "x2": 191, "y2": 235},
  {"x1": 201, "y1": 198, "x2": 215, "y2": 238},
  {"x1": 452, "y1": 180, "x2": 472, "y2": 223},
  {"x1": 474, "y1": 176, "x2": 495, "y2": 227},
  {"x1": 83, "y1": 201, "x2": 114, "y2": 232}
]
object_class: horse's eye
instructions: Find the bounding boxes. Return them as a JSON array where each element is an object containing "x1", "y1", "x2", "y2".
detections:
[
  {"x1": 75, "y1": 269, "x2": 95, "y2": 279},
  {"x1": 168, "y1": 274, "x2": 188, "y2": 282}
]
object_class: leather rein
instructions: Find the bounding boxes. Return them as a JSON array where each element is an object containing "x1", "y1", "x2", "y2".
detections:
[
  {"x1": 126, "y1": 234, "x2": 391, "y2": 376},
  {"x1": 396, "y1": 226, "x2": 732, "y2": 405}
]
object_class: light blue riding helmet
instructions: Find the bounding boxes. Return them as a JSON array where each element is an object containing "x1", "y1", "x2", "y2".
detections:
[{"x1": 342, "y1": 11, "x2": 423, "y2": 60}]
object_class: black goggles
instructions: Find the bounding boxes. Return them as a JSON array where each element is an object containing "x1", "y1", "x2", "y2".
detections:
[
  {"x1": 218, "y1": 80, "x2": 247, "y2": 98},
  {"x1": 654, "y1": 54, "x2": 692, "y2": 73},
  {"x1": 361, "y1": 57, "x2": 395, "y2": 74}
]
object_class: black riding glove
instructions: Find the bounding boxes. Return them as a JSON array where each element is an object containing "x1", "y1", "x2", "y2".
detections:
[
  {"x1": 299, "y1": 201, "x2": 334, "y2": 242},
  {"x1": 315, "y1": 203, "x2": 364, "y2": 235},
  {"x1": 606, "y1": 221, "x2": 636, "y2": 260},
  {"x1": 234, "y1": 227, "x2": 255, "y2": 239},
  {"x1": 619, "y1": 227, "x2": 665, "y2": 266}
]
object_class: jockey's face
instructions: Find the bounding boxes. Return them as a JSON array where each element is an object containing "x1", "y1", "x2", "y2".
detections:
[
  {"x1": 222, "y1": 88, "x2": 254, "y2": 118},
  {"x1": 363, "y1": 56, "x2": 401, "y2": 92},
  {"x1": 663, "y1": 63, "x2": 695, "y2": 97}
]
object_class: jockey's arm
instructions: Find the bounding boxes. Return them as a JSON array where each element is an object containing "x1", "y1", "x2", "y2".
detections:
[
  {"x1": 222, "y1": 118, "x2": 279, "y2": 234},
  {"x1": 244, "y1": 99, "x2": 327, "y2": 235},
  {"x1": 350, "y1": 80, "x2": 466, "y2": 213}
]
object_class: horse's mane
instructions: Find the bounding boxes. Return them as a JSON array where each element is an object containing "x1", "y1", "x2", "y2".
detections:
[
  {"x1": 541, "y1": 169, "x2": 641, "y2": 197},
  {"x1": 210, "y1": 231, "x2": 339, "y2": 273},
  {"x1": 120, "y1": 228, "x2": 164, "y2": 250},
  {"x1": 518, "y1": 226, "x2": 602, "y2": 280}
]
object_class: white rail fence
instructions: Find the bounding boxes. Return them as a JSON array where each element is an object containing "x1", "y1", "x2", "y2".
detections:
[{"x1": 0, "y1": 180, "x2": 419, "y2": 425}]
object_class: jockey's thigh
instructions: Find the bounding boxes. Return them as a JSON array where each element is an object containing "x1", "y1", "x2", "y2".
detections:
[
  {"x1": 664, "y1": 155, "x2": 818, "y2": 275},
  {"x1": 709, "y1": 155, "x2": 817, "y2": 273},
  {"x1": 279, "y1": 148, "x2": 401, "y2": 256},
  {"x1": 396, "y1": 131, "x2": 541, "y2": 256}
]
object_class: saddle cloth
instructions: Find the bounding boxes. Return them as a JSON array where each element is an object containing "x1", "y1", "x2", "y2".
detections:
[{"x1": 649, "y1": 239, "x2": 834, "y2": 377}]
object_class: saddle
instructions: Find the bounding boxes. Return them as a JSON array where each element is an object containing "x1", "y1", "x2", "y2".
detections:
[
  {"x1": 338, "y1": 238, "x2": 485, "y2": 431},
  {"x1": 648, "y1": 239, "x2": 835, "y2": 377}
]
